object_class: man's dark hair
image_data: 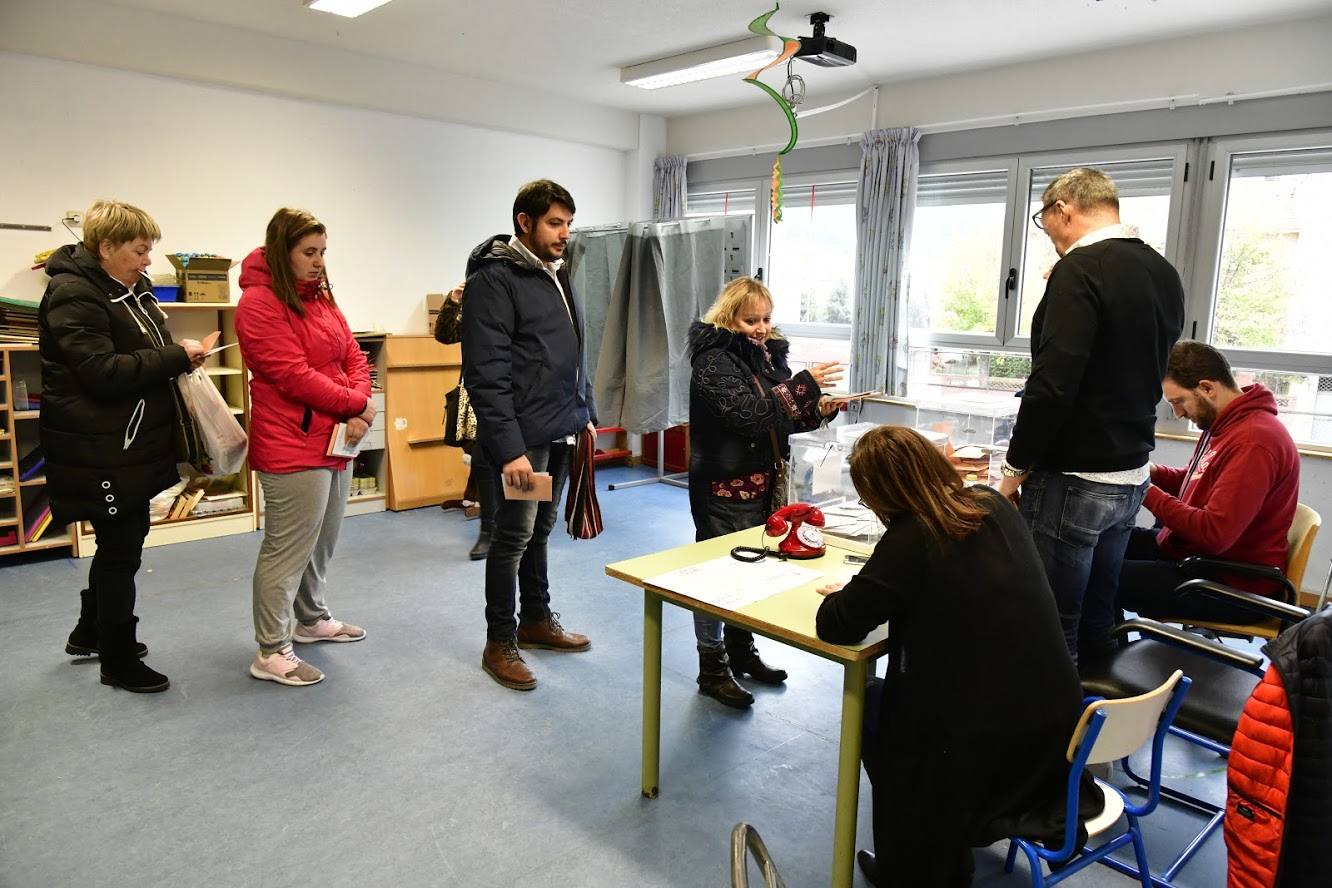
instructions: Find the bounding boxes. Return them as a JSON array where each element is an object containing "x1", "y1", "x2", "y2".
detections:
[
  {"x1": 1166, "y1": 340, "x2": 1237, "y2": 390},
  {"x1": 512, "y1": 179, "x2": 576, "y2": 235}
]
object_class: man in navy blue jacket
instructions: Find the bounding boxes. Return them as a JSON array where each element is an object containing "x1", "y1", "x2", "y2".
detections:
[{"x1": 462, "y1": 179, "x2": 597, "y2": 691}]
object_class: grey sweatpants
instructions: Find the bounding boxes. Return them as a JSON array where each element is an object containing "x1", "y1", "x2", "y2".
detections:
[{"x1": 253, "y1": 467, "x2": 351, "y2": 654}]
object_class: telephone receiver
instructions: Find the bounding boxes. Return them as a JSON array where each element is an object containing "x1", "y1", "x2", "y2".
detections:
[{"x1": 765, "y1": 503, "x2": 827, "y2": 560}]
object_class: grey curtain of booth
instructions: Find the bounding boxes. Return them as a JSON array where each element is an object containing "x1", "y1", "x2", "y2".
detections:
[
  {"x1": 852, "y1": 127, "x2": 921, "y2": 396},
  {"x1": 652, "y1": 154, "x2": 688, "y2": 221},
  {"x1": 566, "y1": 228, "x2": 627, "y2": 392},
  {"x1": 595, "y1": 217, "x2": 726, "y2": 432}
]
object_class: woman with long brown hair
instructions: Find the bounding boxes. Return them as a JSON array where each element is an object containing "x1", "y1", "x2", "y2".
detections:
[
  {"x1": 816, "y1": 425, "x2": 1095, "y2": 886},
  {"x1": 235, "y1": 208, "x2": 373, "y2": 687}
]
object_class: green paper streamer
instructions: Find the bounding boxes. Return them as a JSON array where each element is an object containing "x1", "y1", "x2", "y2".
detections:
[{"x1": 743, "y1": 3, "x2": 800, "y2": 222}]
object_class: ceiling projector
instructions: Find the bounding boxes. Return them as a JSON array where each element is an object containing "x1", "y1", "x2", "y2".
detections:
[{"x1": 796, "y1": 12, "x2": 856, "y2": 68}]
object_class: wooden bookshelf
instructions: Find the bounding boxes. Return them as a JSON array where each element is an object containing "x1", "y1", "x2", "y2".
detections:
[
  {"x1": 73, "y1": 301, "x2": 259, "y2": 557},
  {"x1": 345, "y1": 333, "x2": 388, "y2": 517},
  {"x1": 0, "y1": 343, "x2": 75, "y2": 556}
]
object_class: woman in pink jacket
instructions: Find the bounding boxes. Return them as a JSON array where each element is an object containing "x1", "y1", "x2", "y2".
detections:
[{"x1": 236, "y1": 208, "x2": 373, "y2": 687}]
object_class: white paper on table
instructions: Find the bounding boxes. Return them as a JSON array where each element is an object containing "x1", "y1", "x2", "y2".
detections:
[{"x1": 644, "y1": 555, "x2": 824, "y2": 611}]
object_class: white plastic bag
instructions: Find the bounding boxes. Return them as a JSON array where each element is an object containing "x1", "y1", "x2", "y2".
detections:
[{"x1": 176, "y1": 368, "x2": 248, "y2": 476}]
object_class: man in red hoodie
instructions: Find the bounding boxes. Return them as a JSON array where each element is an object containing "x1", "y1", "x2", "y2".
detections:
[{"x1": 1115, "y1": 340, "x2": 1300, "y2": 629}]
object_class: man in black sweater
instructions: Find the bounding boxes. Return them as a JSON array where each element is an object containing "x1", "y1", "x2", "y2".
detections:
[{"x1": 997, "y1": 167, "x2": 1185, "y2": 668}]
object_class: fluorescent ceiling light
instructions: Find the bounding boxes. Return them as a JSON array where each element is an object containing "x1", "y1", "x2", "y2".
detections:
[
  {"x1": 621, "y1": 36, "x2": 783, "y2": 90},
  {"x1": 304, "y1": 0, "x2": 393, "y2": 18}
]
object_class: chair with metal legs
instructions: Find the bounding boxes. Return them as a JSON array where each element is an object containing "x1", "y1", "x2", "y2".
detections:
[{"x1": 1004, "y1": 670, "x2": 1191, "y2": 888}]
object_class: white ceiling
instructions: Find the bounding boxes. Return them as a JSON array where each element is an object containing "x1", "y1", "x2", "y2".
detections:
[{"x1": 105, "y1": 0, "x2": 1330, "y2": 116}]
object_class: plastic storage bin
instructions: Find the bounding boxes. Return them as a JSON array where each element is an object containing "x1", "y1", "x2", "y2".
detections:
[
  {"x1": 913, "y1": 394, "x2": 1020, "y2": 486},
  {"x1": 787, "y1": 422, "x2": 885, "y2": 545},
  {"x1": 152, "y1": 285, "x2": 179, "y2": 302}
]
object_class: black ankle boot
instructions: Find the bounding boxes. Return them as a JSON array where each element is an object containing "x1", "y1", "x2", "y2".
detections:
[
  {"x1": 857, "y1": 850, "x2": 879, "y2": 886},
  {"x1": 697, "y1": 649, "x2": 753, "y2": 709},
  {"x1": 725, "y1": 629, "x2": 787, "y2": 685},
  {"x1": 66, "y1": 589, "x2": 147, "y2": 658},
  {"x1": 99, "y1": 619, "x2": 168, "y2": 693},
  {"x1": 469, "y1": 527, "x2": 491, "y2": 561}
]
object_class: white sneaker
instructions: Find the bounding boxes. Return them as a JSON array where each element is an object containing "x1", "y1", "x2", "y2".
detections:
[
  {"x1": 249, "y1": 646, "x2": 324, "y2": 686},
  {"x1": 293, "y1": 617, "x2": 366, "y2": 644}
]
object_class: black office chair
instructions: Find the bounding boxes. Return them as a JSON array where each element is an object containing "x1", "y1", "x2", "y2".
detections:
[{"x1": 1079, "y1": 585, "x2": 1314, "y2": 887}]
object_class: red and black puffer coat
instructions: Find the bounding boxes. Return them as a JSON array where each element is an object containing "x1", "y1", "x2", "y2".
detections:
[{"x1": 1226, "y1": 609, "x2": 1332, "y2": 887}]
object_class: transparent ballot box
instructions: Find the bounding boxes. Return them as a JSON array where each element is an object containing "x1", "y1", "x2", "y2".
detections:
[
  {"x1": 913, "y1": 394, "x2": 1020, "y2": 486},
  {"x1": 787, "y1": 422, "x2": 885, "y2": 545}
]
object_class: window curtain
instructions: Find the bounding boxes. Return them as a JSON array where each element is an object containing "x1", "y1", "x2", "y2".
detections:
[
  {"x1": 852, "y1": 127, "x2": 921, "y2": 396},
  {"x1": 652, "y1": 154, "x2": 688, "y2": 221},
  {"x1": 594, "y1": 217, "x2": 726, "y2": 432}
]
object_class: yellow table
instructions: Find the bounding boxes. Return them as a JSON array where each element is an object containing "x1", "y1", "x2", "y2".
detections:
[{"x1": 605, "y1": 529, "x2": 888, "y2": 888}]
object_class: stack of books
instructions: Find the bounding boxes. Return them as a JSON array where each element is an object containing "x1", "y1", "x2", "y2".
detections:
[
  {"x1": 0, "y1": 296, "x2": 39, "y2": 344},
  {"x1": 18, "y1": 447, "x2": 45, "y2": 482},
  {"x1": 23, "y1": 494, "x2": 52, "y2": 542}
]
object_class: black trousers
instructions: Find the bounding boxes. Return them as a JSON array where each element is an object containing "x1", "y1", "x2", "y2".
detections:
[
  {"x1": 87, "y1": 503, "x2": 151, "y2": 633},
  {"x1": 1117, "y1": 528, "x2": 1266, "y2": 625}
]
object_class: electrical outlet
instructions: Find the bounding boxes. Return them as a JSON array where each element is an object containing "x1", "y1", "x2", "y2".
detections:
[{"x1": 63, "y1": 210, "x2": 83, "y2": 226}]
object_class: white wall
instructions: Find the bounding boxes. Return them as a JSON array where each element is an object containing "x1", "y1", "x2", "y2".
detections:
[
  {"x1": 0, "y1": 52, "x2": 626, "y2": 334},
  {"x1": 668, "y1": 14, "x2": 1332, "y2": 157},
  {"x1": 0, "y1": 0, "x2": 639, "y2": 152}
]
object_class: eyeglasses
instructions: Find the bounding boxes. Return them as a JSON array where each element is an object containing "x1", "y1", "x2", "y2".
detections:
[{"x1": 1032, "y1": 200, "x2": 1059, "y2": 231}]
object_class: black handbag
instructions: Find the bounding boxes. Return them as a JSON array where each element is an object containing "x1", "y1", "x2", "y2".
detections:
[{"x1": 444, "y1": 383, "x2": 476, "y2": 448}]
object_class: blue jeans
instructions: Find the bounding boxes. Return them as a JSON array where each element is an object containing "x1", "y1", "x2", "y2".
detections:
[
  {"x1": 690, "y1": 493, "x2": 770, "y2": 651},
  {"x1": 484, "y1": 443, "x2": 570, "y2": 640},
  {"x1": 1019, "y1": 471, "x2": 1147, "y2": 668}
]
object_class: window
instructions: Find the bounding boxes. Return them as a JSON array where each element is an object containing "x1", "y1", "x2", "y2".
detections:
[
  {"x1": 1016, "y1": 156, "x2": 1178, "y2": 337},
  {"x1": 907, "y1": 167, "x2": 1013, "y2": 343},
  {"x1": 1210, "y1": 147, "x2": 1332, "y2": 354},
  {"x1": 685, "y1": 187, "x2": 756, "y2": 218},
  {"x1": 766, "y1": 181, "x2": 858, "y2": 329}
]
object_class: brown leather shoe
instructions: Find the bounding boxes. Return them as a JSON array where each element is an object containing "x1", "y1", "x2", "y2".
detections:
[
  {"x1": 482, "y1": 639, "x2": 536, "y2": 690},
  {"x1": 516, "y1": 613, "x2": 590, "y2": 652}
]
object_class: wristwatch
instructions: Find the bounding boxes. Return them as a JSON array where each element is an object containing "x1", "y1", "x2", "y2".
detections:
[{"x1": 999, "y1": 460, "x2": 1027, "y2": 479}]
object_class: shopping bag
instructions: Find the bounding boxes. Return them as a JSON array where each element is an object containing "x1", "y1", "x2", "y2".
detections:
[
  {"x1": 443, "y1": 383, "x2": 477, "y2": 448},
  {"x1": 176, "y1": 368, "x2": 248, "y2": 475}
]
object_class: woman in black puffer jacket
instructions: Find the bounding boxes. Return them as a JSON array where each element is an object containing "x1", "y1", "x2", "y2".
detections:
[
  {"x1": 687, "y1": 276, "x2": 843, "y2": 708},
  {"x1": 39, "y1": 200, "x2": 206, "y2": 693}
]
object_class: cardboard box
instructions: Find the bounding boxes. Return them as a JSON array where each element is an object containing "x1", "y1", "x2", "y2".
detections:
[
  {"x1": 168, "y1": 255, "x2": 234, "y2": 303},
  {"x1": 425, "y1": 292, "x2": 445, "y2": 334}
]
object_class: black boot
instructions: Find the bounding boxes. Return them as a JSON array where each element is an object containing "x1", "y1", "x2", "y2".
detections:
[
  {"x1": 469, "y1": 525, "x2": 491, "y2": 561},
  {"x1": 66, "y1": 589, "x2": 147, "y2": 658},
  {"x1": 697, "y1": 648, "x2": 753, "y2": 709},
  {"x1": 857, "y1": 850, "x2": 879, "y2": 886},
  {"x1": 99, "y1": 619, "x2": 169, "y2": 693},
  {"x1": 725, "y1": 628, "x2": 787, "y2": 685}
]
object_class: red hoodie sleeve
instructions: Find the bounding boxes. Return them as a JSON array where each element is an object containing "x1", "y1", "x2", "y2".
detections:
[
  {"x1": 1143, "y1": 444, "x2": 1279, "y2": 555},
  {"x1": 1150, "y1": 461, "x2": 1188, "y2": 496},
  {"x1": 237, "y1": 290, "x2": 367, "y2": 418}
]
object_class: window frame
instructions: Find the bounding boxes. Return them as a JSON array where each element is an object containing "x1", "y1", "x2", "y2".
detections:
[
  {"x1": 1186, "y1": 128, "x2": 1332, "y2": 376},
  {"x1": 1005, "y1": 142, "x2": 1191, "y2": 349},
  {"x1": 761, "y1": 168, "x2": 860, "y2": 340},
  {"x1": 910, "y1": 155, "x2": 1021, "y2": 351}
]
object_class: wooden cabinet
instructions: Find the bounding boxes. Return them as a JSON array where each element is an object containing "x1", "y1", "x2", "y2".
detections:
[{"x1": 383, "y1": 336, "x2": 467, "y2": 510}]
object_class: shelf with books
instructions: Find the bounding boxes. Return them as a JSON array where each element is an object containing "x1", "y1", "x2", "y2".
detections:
[
  {"x1": 71, "y1": 302, "x2": 258, "y2": 557},
  {"x1": 346, "y1": 333, "x2": 388, "y2": 517}
]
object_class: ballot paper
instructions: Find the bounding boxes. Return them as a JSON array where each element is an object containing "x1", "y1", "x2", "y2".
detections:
[{"x1": 644, "y1": 556, "x2": 824, "y2": 611}]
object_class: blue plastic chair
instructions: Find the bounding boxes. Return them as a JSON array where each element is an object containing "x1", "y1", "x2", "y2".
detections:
[{"x1": 1004, "y1": 670, "x2": 1191, "y2": 888}]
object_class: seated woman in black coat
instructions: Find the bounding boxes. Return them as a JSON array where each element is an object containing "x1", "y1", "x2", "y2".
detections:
[{"x1": 816, "y1": 425, "x2": 1094, "y2": 886}]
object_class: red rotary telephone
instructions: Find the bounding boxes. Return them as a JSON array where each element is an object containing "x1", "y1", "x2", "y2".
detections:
[{"x1": 765, "y1": 504, "x2": 827, "y2": 559}]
